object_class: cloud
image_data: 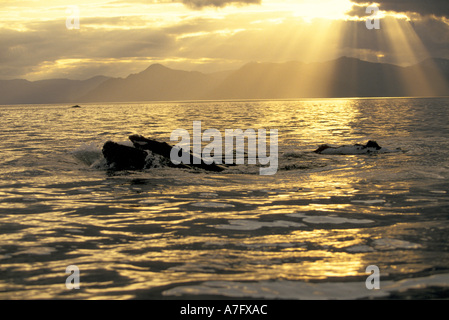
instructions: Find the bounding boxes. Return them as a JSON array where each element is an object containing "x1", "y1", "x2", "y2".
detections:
[
  {"x1": 2, "y1": 1, "x2": 449, "y2": 81},
  {"x1": 0, "y1": 18, "x2": 178, "y2": 80},
  {"x1": 119, "y1": 0, "x2": 263, "y2": 9},
  {"x1": 350, "y1": 0, "x2": 449, "y2": 18},
  {"x1": 181, "y1": 0, "x2": 261, "y2": 9}
]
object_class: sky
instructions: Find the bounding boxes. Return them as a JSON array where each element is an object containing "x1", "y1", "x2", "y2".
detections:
[{"x1": 1, "y1": 0, "x2": 449, "y2": 80}]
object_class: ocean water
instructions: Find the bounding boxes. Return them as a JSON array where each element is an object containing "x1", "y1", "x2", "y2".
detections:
[{"x1": 1, "y1": 98, "x2": 449, "y2": 300}]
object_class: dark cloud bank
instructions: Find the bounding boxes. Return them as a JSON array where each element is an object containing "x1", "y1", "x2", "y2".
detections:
[
  {"x1": 350, "y1": 0, "x2": 449, "y2": 18},
  {"x1": 181, "y1": 0, "x2": 261, "y2": 8}
]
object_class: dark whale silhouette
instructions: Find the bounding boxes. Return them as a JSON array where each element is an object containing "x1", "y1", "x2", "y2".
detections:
[
  {"x1": 314, "y1": 140, "x2": 399, "y2": 155},
  {"x1": 102, "y1": 135, "x2": 224, "y2": 172},
  {"x1": 102, "y1": 141, "x2": 148, "y2": 171}
]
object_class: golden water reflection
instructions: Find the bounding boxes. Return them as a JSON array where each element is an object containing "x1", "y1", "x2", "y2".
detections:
[{"x1": 1, "y1": 100, "x2": 448, "y2": 299}]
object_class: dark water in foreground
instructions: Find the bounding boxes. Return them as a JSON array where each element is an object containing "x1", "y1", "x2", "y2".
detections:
[{"x1": 1, "y1": 98, "x2": 449, "y2": 300}]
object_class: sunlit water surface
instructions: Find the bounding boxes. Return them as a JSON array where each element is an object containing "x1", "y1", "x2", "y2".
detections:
[{"x1": 1, "y1": 98, "x2": 449, "y2": 299}]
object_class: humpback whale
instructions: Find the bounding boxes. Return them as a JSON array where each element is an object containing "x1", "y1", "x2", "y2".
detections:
[
  {"x1": 314, "y1": 140, "x2": 399, "y2": 155},
  {"x1": 102, "y1": 135, "x2": 224, "y2": 172},
  {"x1": 100, "y1": 136, "x2": 399, "y2": 171}
]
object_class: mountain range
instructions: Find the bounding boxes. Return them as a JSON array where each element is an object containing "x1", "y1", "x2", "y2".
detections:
[{"x1": 2, "y1": 56, "x2": 449, "y2": 105}]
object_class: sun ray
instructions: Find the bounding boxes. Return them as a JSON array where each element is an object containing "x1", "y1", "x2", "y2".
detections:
[
  {"x1": 381, "y1": 16, "x2": 449, "y2": 97},
  {"x1": 296, "y1": 18, "x2": 346, "y2": 98}
]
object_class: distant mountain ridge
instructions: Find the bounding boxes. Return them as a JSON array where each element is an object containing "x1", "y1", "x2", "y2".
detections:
[
  {"x1": 80, "y1": 64, "x2": 229, "y2": 103},
  {"x1": 207, "y1": 57, "x2": 449, "y2": 99},
  {"x1": 0, "y1": 76, "x2": 109, "y2": 104},
  {"x1": 2, "y1": 57, "x2": 449, "y2": 105}
]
